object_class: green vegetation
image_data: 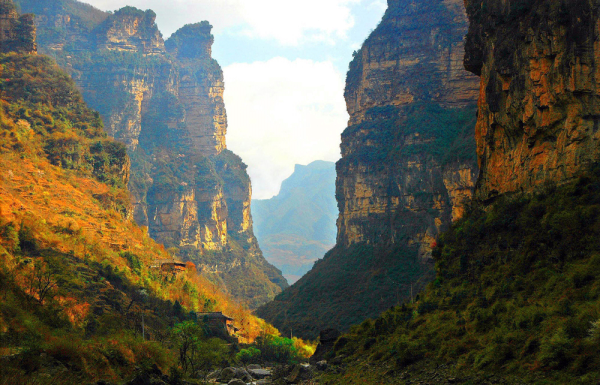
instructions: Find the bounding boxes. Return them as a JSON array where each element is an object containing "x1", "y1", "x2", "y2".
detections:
[
  {"x1": 257, "y1": 242, "x2": 433, "y2": 340},
  {"x1": 171, "y1": 321, "x2": 232, "y2": 376},
  {"x1": 0, "y1": 51, "x2": 285, "y2": 383},
  {"x1": 0, "y1": 53, "x2": 128, "y2": 192},
  {"x1": 340, "y1": 103, "x2": 477, "y2": 170},
  {"x1": 236, "y1": 347, "x2": 261, "y2": 364},
  {"x1": 322, "y1": 165, "x2": 600, "y2": 384}
]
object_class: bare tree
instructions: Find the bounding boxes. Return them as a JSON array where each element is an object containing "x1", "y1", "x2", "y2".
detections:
[{"x1": 27, "y1": 261, "x2": 56, "y2": 304}]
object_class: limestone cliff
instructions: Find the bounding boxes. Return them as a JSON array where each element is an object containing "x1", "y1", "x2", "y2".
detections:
[
  {"x1": 18, "y1": 0, "x2": 287, "y2": 308},
  {"x1": 95, "y1": 7, "x2": 164, "y2": 54},
  {"x1": 464, "y1": 0, "x2": 600, "y2": 200},
  {"x1": 257, "y1": 0, "x2": 479, "y2": 338},
  {"x1": 337, "y1": 0, "x2": 480, "y2": 257},
  {"x1": 0, "y1": 0, "x2": 36, "y2": 53}
]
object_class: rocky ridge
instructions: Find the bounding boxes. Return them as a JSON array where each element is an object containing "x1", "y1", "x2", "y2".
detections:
[
  {"x1": 16, "y1": 0, "x2": 287, "y2": 308},
  {"x1": 464, "y1": 0, "x2": 600, "y2": 200},
  {"x1": 337, "y1": 0, "x2": 479, "y2": 255}
]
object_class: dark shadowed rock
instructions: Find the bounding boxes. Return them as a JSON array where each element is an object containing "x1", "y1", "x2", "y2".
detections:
[
  {"x1": 310, "y1": 328, "x2": 340, "y2": 364},
  {"x1": 315, "y1": 360, "x2": 328, "y2": 371}
]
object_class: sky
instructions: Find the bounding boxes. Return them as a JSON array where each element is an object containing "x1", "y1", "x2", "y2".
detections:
[{"x1": 83, "y1": 0, "x2": 387, "y2": 198}]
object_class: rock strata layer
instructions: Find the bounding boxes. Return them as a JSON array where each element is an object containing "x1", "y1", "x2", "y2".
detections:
[
  {"x1": 464, "y1": 0, "x2": 600, "y2": 199},
  {"x1": 337, "y1": 0, "x2": 479, "y2": 255},
  {"x1": 257, "y1": 0, "x2": 479, "y2": 338},
  {"x1": 17, "y1": 0, "x2": 287, "y2": 307}
]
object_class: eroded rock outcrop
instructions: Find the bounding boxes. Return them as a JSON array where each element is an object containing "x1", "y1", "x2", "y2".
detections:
[
  {"x1": 0, "y1": 0, "x2": 36, "y2": 53},
  {"x1": 464, "y1": 0, "x2": 600, "y2": 199},
  {"x1": 19, "y1": 0, "x2": 287, "y2": 307}
]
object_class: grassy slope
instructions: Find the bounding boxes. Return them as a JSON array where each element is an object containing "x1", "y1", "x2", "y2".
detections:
[
  {"x1": 320, "y1": 166, "x2": 600, "y2": 384},
  {"x1": 0, "y1": 53, "x2": 268, "y2": 383},
  {"x1": 257, "y1": 243, "x2": 434, "y2": 340}
]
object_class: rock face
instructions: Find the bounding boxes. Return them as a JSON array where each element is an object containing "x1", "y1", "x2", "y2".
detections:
[
  {"x1": 337, "y1": 0, "x2": 480, "y2": 256},
  {"x1": 252, "y1": 161, "x2": 338, "y2": 284},
  {"x1": 0, "y1": 0, "x2": 36, "y2": 53},
  {"x1": 464, "y1": 0, "x2": 600, "y2": 200},
  {"x1": 309, "y1": 329, "x2": 340, "y2": 364},
  {"x1": 257, "y1": 0, "x2": 480, "y2": 338},
  {"x1": 18, "y1": 0, "x2": 287, "y2": 308}
]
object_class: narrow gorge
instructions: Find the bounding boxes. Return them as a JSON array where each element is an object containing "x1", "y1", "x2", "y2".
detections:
[
  {"x1": 15, "y1": 0, "x2": 287, "y2": 308},
  {"x1": 257, "y1": 0, "x2": 480, "y2": 339}
]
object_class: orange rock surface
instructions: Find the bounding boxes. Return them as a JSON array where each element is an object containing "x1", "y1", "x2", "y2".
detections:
[{"x1": 464, "y1": 0, "x2": 600, "y2": 199}]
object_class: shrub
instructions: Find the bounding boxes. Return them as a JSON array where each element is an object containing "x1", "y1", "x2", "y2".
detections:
[
  {"x1": 236, "y1": 347, "x2": 261, "y2": 364},
  {"x1": 538, "y1": 328, "x2": 573, "y2": 369},
  {"x1": 253, "y1": 334, "x2": 300, "y2": 364}
]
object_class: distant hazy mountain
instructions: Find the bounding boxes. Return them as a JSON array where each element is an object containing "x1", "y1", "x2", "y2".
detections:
[{"x1": 252, "y1": 161, "x2": 338, "y2": 283}]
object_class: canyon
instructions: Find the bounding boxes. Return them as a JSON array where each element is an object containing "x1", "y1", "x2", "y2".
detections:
[
  {"x1": 314, "y1": 1, "x2": 600, "y2": 383},
  {"x1": 257, "y1": 0, "x2": 480, "y2": 338},
  {"x1": 15, "y1": 0, "x2": 287, "y2": 308},
  {"x1": 252, "y1": 161, "x2": 338, "y2": 284}
]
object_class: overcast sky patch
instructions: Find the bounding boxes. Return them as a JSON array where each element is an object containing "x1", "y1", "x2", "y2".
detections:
[{"x1": 224, "y1": 58, "x2": 348, "y2": 199}]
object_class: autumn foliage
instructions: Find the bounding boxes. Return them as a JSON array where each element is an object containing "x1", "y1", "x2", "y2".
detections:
[{"x1": 0, "y1": 52, "x2": 281, "y2": 383}]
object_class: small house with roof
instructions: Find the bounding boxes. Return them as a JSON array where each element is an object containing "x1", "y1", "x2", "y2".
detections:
[{"x1": 197, "y1": 311, "x2": 237, "y2": 337}]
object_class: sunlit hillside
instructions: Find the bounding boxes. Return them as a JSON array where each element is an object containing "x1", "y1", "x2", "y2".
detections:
[{"x1": 0, "y1": 52, "x2": 283, "y2": 383}]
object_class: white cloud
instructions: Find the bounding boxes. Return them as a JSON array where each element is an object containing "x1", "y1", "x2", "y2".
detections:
[
  {"x1": 236, "y1": 0, "x2": 357, "y2": 45},
  {"x1": 223, "y1": 58, "x2": 348, "y2": 199},
  {"x1": 83, "y1": 0, "x2": 359, "y2": 44}
]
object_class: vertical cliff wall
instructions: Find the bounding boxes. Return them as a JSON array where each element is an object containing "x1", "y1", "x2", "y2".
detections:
[
  {"x1": 257, "y1": 0, "x2": 480, "y2": 338},
  {"x1": 464, "y1": 0, "x2": 600, "y2": 200},
  {"x1": 337, "y1": 0, "x2": 480, "y2": 258},
  {"x1": 17, "y1": 0, "x2": 287, "y2": 308},
  {"x1": 0, "y1": 0, "x2": 36, "y2": 53}
]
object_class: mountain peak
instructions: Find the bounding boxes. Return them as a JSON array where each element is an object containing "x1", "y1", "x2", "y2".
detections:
[
  {"x1": 166, "y1": 21, "x2": 214, "y2": 59},
  {"x1": 95, "y1": 6, "x2": 165, "y2": 54}
]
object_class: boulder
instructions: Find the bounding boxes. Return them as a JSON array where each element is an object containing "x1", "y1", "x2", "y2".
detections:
[
  {"x1": 236, "y1": 369, "x2": 253, "y2": 383},
  {"x1": 219, "y1": 367, "x2": 238, "y2": 383},
  {"x1": 248, "y1": 369, "x2": 271, "y2": 379},
  {"x1": 287, "y1": 364, "x2": 313, "y2": 384},
  {"x1": 228, "y1": 379, "x2": 246, "y2": 385},
  {"x1": 309, "y1": 328, "x2": 340, "y2": 364},
  {"x1": 315, "y1": 360, "x2": 328, "y2": 371},
  {"x1": 246, "y1": 364, "x2": 262, "y2": 370},
  {"x1": 207, "y1": 369, "x2": 221, "y2": 381}
]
